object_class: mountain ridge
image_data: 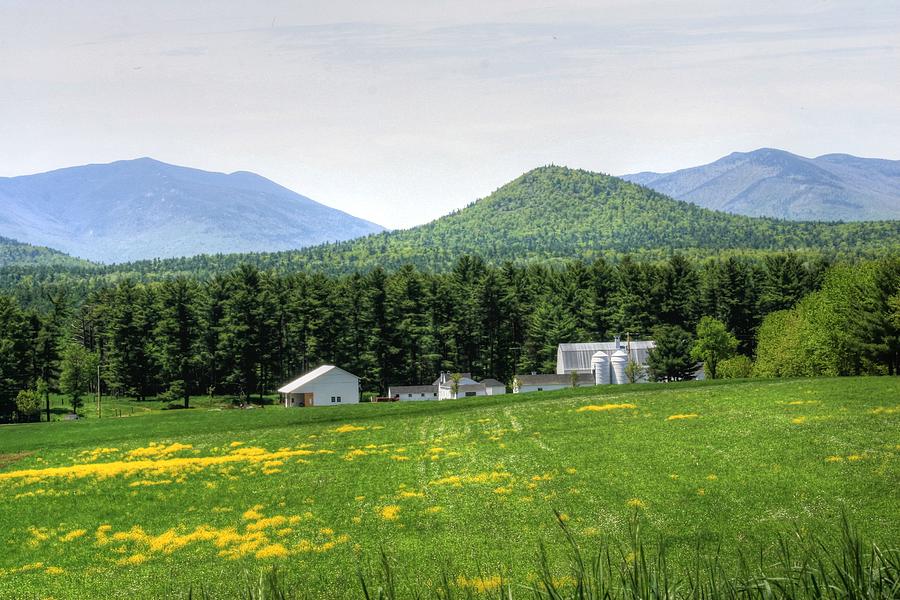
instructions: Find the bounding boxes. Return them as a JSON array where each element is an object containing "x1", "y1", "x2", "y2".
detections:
[
  {"x1": 35, "y1": 165, "x2": 900, "y2": 277},
  {"x1": 3, "y1": 165, "x2": 898, "y2": 279},
  {"x1": 622, "y1": 148, "x2": 900, "y2": 221},
  {"x1": 0, "y1": 158, "x2": 385, "y2": 263}
]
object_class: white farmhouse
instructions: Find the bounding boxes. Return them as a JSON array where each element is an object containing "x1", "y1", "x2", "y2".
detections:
[{"x1": 278, "y1": 365, "x2": 360, "y2": 407}]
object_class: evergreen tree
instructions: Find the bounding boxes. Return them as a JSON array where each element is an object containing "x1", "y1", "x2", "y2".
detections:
[
  {"x1": 200, "y1": 275, "x2": 228, "y2": 396},
  {"x1": 758, "y1": 253, "x2": 807, "y2": 314},
  {"x1": 59, "y1": 343, "x2": 97, "y2": 413},
  {"x1": 365, "y1": 267, "x2": 398, "y2": 394},
  {"x1": 105, "y1": 280, "x2": 157, "y2": 399},
  {"x1": 155, "y1": 277, "x2": 201, "y2": 407},
  {"x1": 0, "y1": 296, "x2": 30, "y2": 419},
  {"x1": 646, "y1": 325, "x2": 696, "y2": 381},
  {"x1": 219, "y1": 265, "x2": 264, "y2": 399},
  {"x1": 659, "y1": 254, "x2": 699, "y2": 329},
  {"x1": 854, "y1": 258, "x2": 900, "y2": 374}
]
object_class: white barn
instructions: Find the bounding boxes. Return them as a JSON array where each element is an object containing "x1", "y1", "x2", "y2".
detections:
[
  {"x1": 556, "y1": 339, "x2": 656, "y2": 375},
  {"x1": 278, "y1": 365, "x2": 360, "y2": 407}
]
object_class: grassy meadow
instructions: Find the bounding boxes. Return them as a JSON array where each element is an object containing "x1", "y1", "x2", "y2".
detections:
[{"x1": 0, "y1": 377, "x2": 898, "y2": 599}]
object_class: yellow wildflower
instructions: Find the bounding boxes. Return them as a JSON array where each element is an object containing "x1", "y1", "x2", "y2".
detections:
[
  {"x1": 60, "y1": 529, "x2": 86, "y2": 542},
  {"x1": 256, "y1": 544, "x2": 289, "y2": 559},
  {"x1": 333, "y1": 424, "x2": 366, "y2": 433},
  {"x1": 577, "y1": 403, "x2": 637, "y2": 412},
  {"x1": 457, "y1": 575, "x2": 502, "y2": 593},
  {"x1": 379, "y1": 505, "x2": 401, "y2": 521}
]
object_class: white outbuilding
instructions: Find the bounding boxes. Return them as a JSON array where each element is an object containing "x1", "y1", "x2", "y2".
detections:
[
  {"x1": 278, "y1": 365, "x2": 360, "y2": 407},
  {"x1": 513, "y1": 373, "x2": 594, "y2": 393}
]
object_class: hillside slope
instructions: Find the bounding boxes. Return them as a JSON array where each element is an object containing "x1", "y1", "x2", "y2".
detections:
[
  {"x1": 623, "y1": 148, "x2": 900, "y2": 221},
  {"x1": 0, "y1": 158, "x2": 384, "y2": 263},
  {"x1": 0, "y1": 236, "x2": 93, "y2": 268}
]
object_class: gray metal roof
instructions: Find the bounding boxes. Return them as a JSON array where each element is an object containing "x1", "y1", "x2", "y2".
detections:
[
  {"x1": 480, "y1": 378, "x2": 506, "y2": 387},
  {"x1": 431, "y1": 373, "x2": 473, "y2": 386},
  {"x1": 556, "y1": 341, "x2": 656, "y2": 374}
]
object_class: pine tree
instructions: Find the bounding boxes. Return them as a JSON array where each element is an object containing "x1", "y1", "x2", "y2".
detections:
[
  {"x1": 646, "y1": 325, "x2": 696, "y2": 381},
  {"x1": 155, "y1": 277, "x2": 200, "y2": 407},
  {"x1": 219, "y1": 265, "x2": 264, "y2": 399}
]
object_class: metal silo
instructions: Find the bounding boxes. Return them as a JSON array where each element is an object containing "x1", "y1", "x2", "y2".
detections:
[
  {"x1": 610, "y1": 349, "x2": 628, "y2": 384},
  {"x1": 591, "y1": 351, "x2": 610, "y2": 385}
]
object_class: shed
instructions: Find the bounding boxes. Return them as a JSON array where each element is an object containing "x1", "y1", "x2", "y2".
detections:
[
  {"x1": 480, "y1": 378, "x2": 508, "y2": 396},
  {"x1": 513, "y1": 373, "x2": 594, "y2": 393},
  {"x1": 278, "y1": 365, "x2": 360, "y2": 407},
  {"x1": 388, "y1": 385, "x2": 439, "y2": 401}
]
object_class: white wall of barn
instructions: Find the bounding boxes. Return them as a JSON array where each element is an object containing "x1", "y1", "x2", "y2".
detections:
[
  {"x1": 284, "y1": 370, "x2": 359, "y2": 407},
  {"x1": 393, "y1": 391, "x2": 439, "y2": 401},
  {"x1": 514, "y1": 383, "x2": 568, "y2": 394}
]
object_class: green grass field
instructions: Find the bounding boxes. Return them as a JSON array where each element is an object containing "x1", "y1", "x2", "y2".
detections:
[{"x1": 0, "y1": 378, "x2": 897, "y2": 599}]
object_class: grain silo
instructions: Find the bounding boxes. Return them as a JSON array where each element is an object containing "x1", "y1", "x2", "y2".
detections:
[
  {"x1": 591, "y1": 351, "x2": 610, "y2": 385},
  {"x1": 610, "y1": 349, "x2": 628, "y2": 384}
]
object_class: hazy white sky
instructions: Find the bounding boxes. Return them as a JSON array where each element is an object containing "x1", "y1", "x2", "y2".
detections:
[{"x1": 1, "y1": 0, "x2": 898, "y2": 228}]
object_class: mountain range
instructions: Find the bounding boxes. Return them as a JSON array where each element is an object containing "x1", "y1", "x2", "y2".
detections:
[
  {"x1": 5, "y1": 165, "x2": 896, "y2": 281},
  {"x1": 622, "y1": 148, "x2": 900, "y2": 221},
  {"x1": 0, "y1": 158, "x2": 384, "y2": 263},
  {"x1": 2, "y1": 154, "x2": 899, "y2": 276}
]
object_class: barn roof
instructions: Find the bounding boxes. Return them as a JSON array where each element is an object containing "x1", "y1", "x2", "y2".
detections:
[
  {"x1": 556, "y1": 341, "x2": 656, "y2": 374},
  {"x1": 480, "y1": 378, "x2": 506, "y2": 387},
  {"x1": 278, "y1": 365, "x2": 358, "y2": 394},
  {"x1": 431, "y1": 373, "x2": 473, "y2": 386}
]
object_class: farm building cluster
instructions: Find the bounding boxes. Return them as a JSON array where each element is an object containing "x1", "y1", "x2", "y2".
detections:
[
  {"x1": 276, "y1": 337, "x2": 694, "y2": 407},
  {"x1": 389, "y1": 372, "x2": 506, "y2": 401}
]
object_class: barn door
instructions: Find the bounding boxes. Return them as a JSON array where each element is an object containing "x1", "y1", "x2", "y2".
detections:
[{"x1": 302, "y1": 393, "x2": 314, "y2": 407}]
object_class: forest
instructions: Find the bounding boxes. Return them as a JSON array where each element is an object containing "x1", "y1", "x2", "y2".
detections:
[{"x1": 2, "y1": 251, "x2": 898, "y2": 422}]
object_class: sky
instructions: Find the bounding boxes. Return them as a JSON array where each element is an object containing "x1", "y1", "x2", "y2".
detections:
[{"x1": 1, "y1": 0, "x2": 898, "y2": 229}]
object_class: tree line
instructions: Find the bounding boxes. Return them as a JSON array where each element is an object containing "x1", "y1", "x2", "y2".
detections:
[{"x1": 2, "y1": 252, "x2": 848, "y2": 421}]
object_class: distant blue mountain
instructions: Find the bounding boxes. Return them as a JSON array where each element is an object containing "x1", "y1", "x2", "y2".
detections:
[
  {"x1": 0, "y1": 158, "x2": 384, "y2": 263},
  {"x1": 622, "y1": 149, "x2": 900, "y2": 221}
]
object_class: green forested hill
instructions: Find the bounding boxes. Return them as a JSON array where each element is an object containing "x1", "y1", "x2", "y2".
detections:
[{"x1": 0, "y1": 236, "x2": 93, "y2": 268}]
